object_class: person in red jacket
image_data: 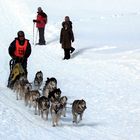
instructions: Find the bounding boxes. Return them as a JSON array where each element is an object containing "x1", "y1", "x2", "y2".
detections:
[
  {"x1": 8, "y1": 31, "x2": 31, "y2": 76},
  {"x1": 33, "y1": 7, "x2": 47, "y2": 45}
]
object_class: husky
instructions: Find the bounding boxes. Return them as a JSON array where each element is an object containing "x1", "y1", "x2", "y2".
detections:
[
  {"x1": 33, "y1": 71, "x2": 43, "y2": 90},
  {"x1": 42, "y1": 77, "x2": 57, "y2": 97},
  {"x1": 50, "y1": 100, "x2": 62, "y2": 127},
  {"x1": 72, "y1": 99, "x2": 87, "y2": 124},
  {"x1": 24, "y1": 83, "x2": 32, "y2": 106},
  {"x1": 24, "y1": 89, "x2": 40, "y2": 114},
  {"x1": 48, "y1": 88, "x2": 61, "y2": 102},
  {"x1": 59, "y1": 96, "x2": 68, "y2": 117},
  {"x1": 36, "y1": 96, "x2": 50, "y2": 120},
  {"x1": 13, "y1": 74, "x2": 28, "y2": 100}
]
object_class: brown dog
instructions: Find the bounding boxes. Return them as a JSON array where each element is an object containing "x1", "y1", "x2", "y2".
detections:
[{"x1": 72, "y1": 99, "x2": 87, "y2": 124}]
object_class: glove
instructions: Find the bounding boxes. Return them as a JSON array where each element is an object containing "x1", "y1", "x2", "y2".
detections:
[{"x1": 33, "y1": 19, "x2": 37, "y2": 22}]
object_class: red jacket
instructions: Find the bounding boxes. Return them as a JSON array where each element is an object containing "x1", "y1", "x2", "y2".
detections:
[{"x1": 36, "y1": 11, "x2": 47, "y2": 28}]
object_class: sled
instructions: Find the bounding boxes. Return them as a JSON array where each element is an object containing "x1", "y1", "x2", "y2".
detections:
[{"x1": 7, "y1": 59, "x2": 25, "y2": 89}]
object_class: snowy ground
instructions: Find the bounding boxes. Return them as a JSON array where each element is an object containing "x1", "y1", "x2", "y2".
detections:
[{"x1": 0, "y1": 0, "x2": 140, "y2": 140}]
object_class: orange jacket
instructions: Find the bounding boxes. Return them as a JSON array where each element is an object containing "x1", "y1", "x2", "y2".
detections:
[{"x1": 14, "y1": 40, "x2": 28, "y2": 57}]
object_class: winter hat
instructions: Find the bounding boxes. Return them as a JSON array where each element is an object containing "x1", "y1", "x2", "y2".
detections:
[
  {"x1": 65, "y1": 16, "x2": 70, "y2": 21},
  {"x1": 38, "y1": 7, "x2": 42, "y2": 11},
  {"x1": 17, "y1": 31, "x2": 25, "y2": 37}
]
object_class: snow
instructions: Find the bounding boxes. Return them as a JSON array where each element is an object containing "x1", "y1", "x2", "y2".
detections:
[{"x1": 0, "y1": 0, "x2": 140, "y2": 140}]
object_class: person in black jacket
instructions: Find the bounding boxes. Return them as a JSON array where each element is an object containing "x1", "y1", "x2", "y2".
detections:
[
  {"x1": 8, "y1": 31, "x2": 31, "y2": 76},
  {"x1": 60, "y1": 22, "x2": 74, "y2": 60},
  {"x1": 62, "y1": 16, "x2": 75, "y2": 53}
]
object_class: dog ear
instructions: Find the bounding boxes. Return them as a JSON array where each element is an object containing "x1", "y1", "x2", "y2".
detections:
[
  {"x1": 58, "y1": 88, "x2": 61, "y2": 93},
  {"x1": 65, "y1": 96, "x2": 68, "y2": 100}
]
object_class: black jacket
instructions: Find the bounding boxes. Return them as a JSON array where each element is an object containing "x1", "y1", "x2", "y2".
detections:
[
  {"x1": 9, "y1": 38, "x2": 31, "y2": 59},
  {"x1": 62, "y1": 21, "x2": 72, "y2": 29}
]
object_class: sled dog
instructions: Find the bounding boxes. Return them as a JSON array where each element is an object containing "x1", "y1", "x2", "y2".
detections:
[
  {"x1": 24, "y1": 89, "x2": 40, "y2": 112},
  {"x1": 72, "y1": 99, "x2": 87, "y2": 124},
  {"x1": 36, "y1": 96, "x2": 50, "y2": 120},
  {"x1": 24, "y1": 83, "x2": 32, "y2": 106},
  {"x1": 33, "y1": 71, "x2": 43, "y2": 90},
  {"x1": 43, "y1": 77, "x2": 57, "y2": 97},
  {"x1": 48, "y1": 88, "x2": 61, "y2": 102},
  {"x1": 59, "y1": 96, "x2": 68, "y2": 117},
  {"x1": 13, "y1": 74, "x2": 28, "y2": 100},
  {"x1": 50, "y1": 100, "x2": 62, "y2": 127}
]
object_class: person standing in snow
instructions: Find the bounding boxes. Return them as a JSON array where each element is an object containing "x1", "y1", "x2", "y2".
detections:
[
  {"x1": 60, "y1": 22, "x2": 74, "y2": 60},
  {"x1": 8, "y1": 31, "x2": 31, "y2": 76},
  {"x1": 33, "y1": 7, "x2": 47, "y2": 45},
  {"x1": 62, "y1": 16, "x2": 75, "y2": 53}
]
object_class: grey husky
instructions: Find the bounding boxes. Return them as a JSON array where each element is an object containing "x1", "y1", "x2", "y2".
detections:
[{"x1": 33, "y1": 71, "x2": 43, "y2": 90}]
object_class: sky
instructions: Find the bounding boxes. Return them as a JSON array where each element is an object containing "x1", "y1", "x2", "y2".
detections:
[{"x1": 0, "y1": 0, "x2": 140, "y2": 140}]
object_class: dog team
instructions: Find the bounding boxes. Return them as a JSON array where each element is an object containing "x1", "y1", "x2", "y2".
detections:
[{"x1": 11, "y1": 71, "x2": 87, "y2": 127}]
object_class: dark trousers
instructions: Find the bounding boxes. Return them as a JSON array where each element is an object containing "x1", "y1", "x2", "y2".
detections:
[
  {"x1": 38, "y1": 28, "x2": 46, "y2": 45},
  {"x1": 64, "y1": 48, "x2": 70, "y2": 59}
]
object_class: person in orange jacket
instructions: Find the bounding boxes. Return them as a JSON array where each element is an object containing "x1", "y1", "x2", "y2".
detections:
[
  {"x1": 8, "y1": 31, "x2": 31, "y2": 76},
  {"x1": 33, "y1": 7, "x2": 47, "y2": 45}
]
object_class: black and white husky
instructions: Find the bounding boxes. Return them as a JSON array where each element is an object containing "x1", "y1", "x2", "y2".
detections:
[
  {"x1": 33, "y1": 71, "x2": 43, "y2": 90},
  {"x1": 42, "y1": 77, "x2": 57, "y2": 97}
]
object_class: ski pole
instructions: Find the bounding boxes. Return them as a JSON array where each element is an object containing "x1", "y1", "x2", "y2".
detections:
[
  {"x1": 35, "y1": 29, "x2": 38, "y2": 45},
  {"x1": 33, "y1": 22, "x2": 35, "y2": 45}
]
